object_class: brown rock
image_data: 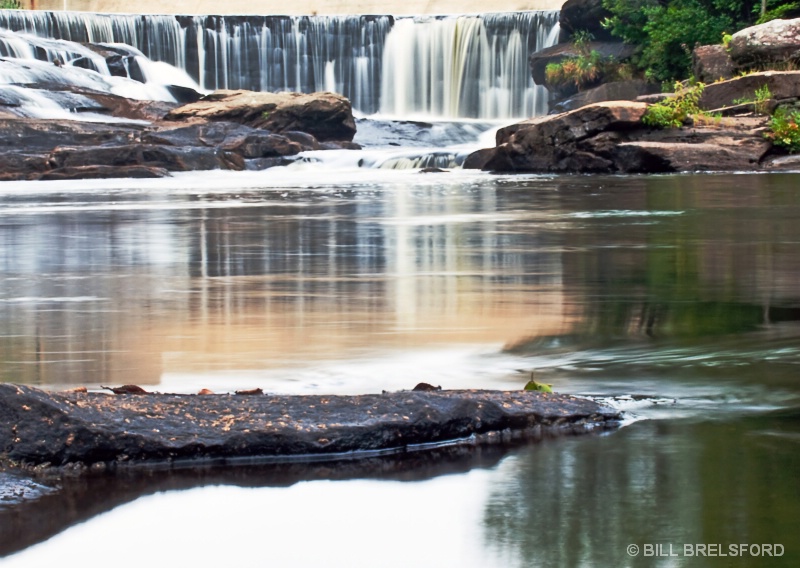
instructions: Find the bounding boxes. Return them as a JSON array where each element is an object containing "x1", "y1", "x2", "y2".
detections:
[
  {"x1": 700, "y1": 71, "x2": 800, "y2": 110},
  {"x1": 165, "y1": 90, "x2": 357, "y2": 142},
  {"x1": 693, "y1": 44, "x2": 736, "y2": 83},
  {"x1": 466, "y1": 101, "x2": 773, "y2": 174},
  {"x1": 473, "y1": 102, "x2": 648, "y2": 173},
  {"x1": 552, "y1": 80, "x2": 661, "y2": 113}
]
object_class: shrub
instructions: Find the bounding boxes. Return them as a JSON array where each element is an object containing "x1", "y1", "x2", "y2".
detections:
[
  {"x1": 0, "y1": 0, "x2": 21, "y2": 8},
  {"x1": 765, "y1": 107, "x2": 800, "y2": 152},
  {"x1": 642, "y1": 81, "x2": 705, "y2": 128},
  {"x1": 545, "y1": 30, "x2": 637, "y2": 93}
]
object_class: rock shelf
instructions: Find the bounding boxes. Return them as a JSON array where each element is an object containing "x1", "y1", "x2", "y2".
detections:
[{"x1": 0, "y1": 384, "x2": 621, "y2": 472}]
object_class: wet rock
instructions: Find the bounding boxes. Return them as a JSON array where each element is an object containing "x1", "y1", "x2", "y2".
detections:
[
  {"x1": 0, "y1": 384, "x2": 620, "y2": 470},
  {"x1": 165, "y1": 89, "x2": 357, "y2": 142},
  {"x1": 40, "y1": 165, "x2": 170, "y2": 180}
]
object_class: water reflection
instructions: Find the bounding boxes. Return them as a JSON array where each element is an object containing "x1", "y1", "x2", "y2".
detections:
[{"x1": 1, "y1": 171, "x2": 800, "y2": 566}]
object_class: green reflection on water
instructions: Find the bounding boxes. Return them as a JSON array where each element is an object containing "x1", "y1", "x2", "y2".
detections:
[{"x1": 484, "y1": 411, "x2": 800, "y2": 567}]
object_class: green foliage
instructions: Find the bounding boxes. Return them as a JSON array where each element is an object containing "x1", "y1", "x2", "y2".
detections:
[
  {"x1": 765, "y1": 107, "x2": 800, "y2": 152},
  {"x1": 0, "y1": 0, "x2": 21, "y2": 8},
  {"x1": 602, "y1": 0, "x2": 756, "y2": 82},
  {"x1": 732, "y1": 84, "x2": 773, "y2": 114},
  {"x1": 545, "y1": 30, "x2": 636, "y2": 92},
  {"x1": 643, "y1": 81, "x2": 705, "y2": 128},
  {"x1": 756, "y1": 1, "x2": 800, "y2": 24}
]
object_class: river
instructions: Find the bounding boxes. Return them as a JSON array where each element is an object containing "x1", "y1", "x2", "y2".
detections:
[
  {"x1": 0, "y1": 150, "x2": 799, "y2": 566},
  {"x1": 1, "y1": 7, "x2": 799, "y2": 567}
]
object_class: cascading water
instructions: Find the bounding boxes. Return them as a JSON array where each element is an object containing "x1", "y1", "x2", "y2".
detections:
[{"x1": 0, "y1": 9, "x2": 558, "y2": 120}]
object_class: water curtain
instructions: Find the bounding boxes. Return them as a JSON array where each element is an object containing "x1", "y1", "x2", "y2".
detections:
[{"x1": 0, "y1": 10, "x2": 559, "y2": 119}]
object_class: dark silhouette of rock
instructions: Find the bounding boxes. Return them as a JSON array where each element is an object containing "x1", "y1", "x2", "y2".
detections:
[
  {"x1": 102, "y1": 385, "x2": 150, "y2": 395},
  {"x1": 412, "y1": 382, "x2": 442, "y2": 391},
  {"x1": 0, "y1": 384, "x2": 620, "y2": 470}
]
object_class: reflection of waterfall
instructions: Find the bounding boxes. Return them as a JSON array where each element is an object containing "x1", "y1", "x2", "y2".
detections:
[{"x1": 0, "y1": 9, "x2": 558, "y2": 118}]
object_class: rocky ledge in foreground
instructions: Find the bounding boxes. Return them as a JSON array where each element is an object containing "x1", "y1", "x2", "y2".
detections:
[
  {"x1": 0, "y1": 89, "x2": 358, "y2": 182},
  {"x1": 0, "y1": 384, "x2": 620, "y2": 472},
  {"x1": 465, "y1": 99, "x2": 795, "y2": 174}
]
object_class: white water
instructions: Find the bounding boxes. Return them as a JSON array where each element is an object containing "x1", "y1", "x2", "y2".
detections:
[{"x1": 0, "y1": 9, "x2": 558, "y2": 119}]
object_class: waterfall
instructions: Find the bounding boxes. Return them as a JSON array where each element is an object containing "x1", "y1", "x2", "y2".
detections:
[
  {"x1": 0, "y1": 9, "x2": 559, "y2": 119},
  {"x1": 380, "y1": 12, "x2": 559, "y2": 118}
]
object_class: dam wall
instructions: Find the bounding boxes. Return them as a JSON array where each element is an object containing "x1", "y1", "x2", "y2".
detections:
[{"x1": 21, "y1": 0, "x2": 563, "y2": 16}]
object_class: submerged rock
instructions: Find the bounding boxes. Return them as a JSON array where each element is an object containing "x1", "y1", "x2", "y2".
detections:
[{"x1": 0, "y1": 384, "x2": 620, "y2": 471}]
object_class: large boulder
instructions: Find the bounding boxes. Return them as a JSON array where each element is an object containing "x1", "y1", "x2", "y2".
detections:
[
  {"x1": 165, "y1": 90, "x2": 357, "y2": 142},
  {"x1": 479, "y1": 102, "x2": 648, "y2": 172},
  {"x1": 465, "y1": 102, "x2": 775, "y2": 174},
  {"x1": 729, "y1": 18, "x2": 800, "y2": 68}
]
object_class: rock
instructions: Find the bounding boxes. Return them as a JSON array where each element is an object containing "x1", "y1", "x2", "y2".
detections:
[
  {"x1": 699, "y1": 71, "x2": 800, "y2": 110},
  {"x1": 462, "y1": 147, "x2": 495, "y2": 170},
  {"x1": 165, "y1": 90, "x2": 357, "y2": 142},
  {"x1": 614, "y1": 138, "x2": 770, "y2": 173},
  {"x1": 0, "y1": 383, "x2": 620, "y2": 470},
  {"x1": 46, "y1": 144, "x2": 222, "y2": 172},
  {"x1": 0, "y1": 88, "x2": 352, "y2": 180},
  {"x1": 729, "y1": 18, "x2": 800, "y2": 68},
  {"x1": 551, "y1": 80, "x2": 661, "y2": 113},
  {"x1": 40, "y1": 165, "x2": 170, "y2": 180},
  {"x1": 476, "y1": 102, "x2": 649, "y2": 173},
  {"x1": 560, "y1": 0, "x2": 615, "y2": 42},
  {"x1": 693, "y1": 44, "x2": 736, "y2": 83},
  {"x1": 466, "y1": 101, "x2": 773, "y2": 174}
]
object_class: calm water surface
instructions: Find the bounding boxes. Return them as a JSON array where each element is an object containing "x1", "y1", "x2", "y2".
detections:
[{"x1": 1, "y1": 167, "x2": 799, "y2": 567}]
